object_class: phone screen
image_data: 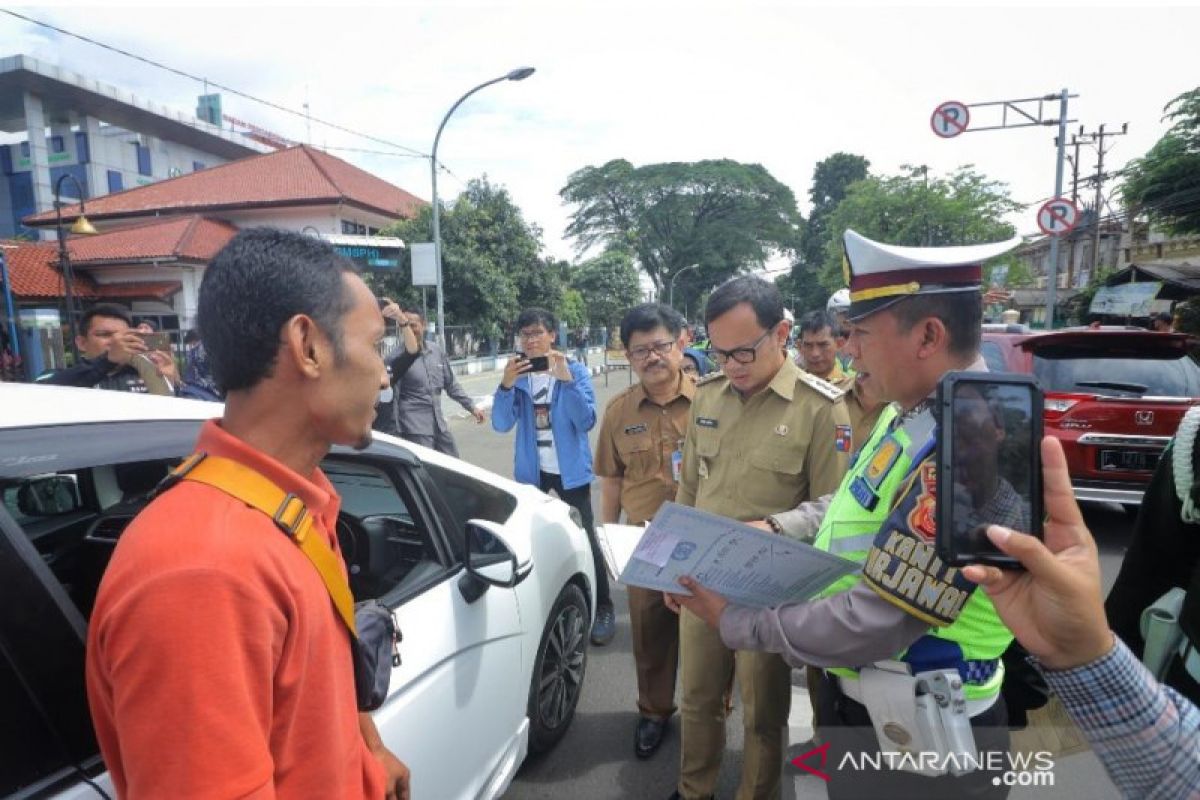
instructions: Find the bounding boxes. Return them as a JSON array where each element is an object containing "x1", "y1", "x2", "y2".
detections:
[
  {"x1": 938, "y1": 374, "x2": 1042, "y2": 566},
  {"x1": 138, "y1": 332, "x2": 171, "y2": 353}
]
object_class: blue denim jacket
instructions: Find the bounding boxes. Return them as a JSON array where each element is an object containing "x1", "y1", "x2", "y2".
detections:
[{"x1": 491, "y1": 359, "x2": 597, "y2": 490}]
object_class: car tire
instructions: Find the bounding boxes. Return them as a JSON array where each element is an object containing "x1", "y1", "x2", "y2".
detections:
[{"x1": 527, "y1": 582, "x2": 589, "y2": 755}]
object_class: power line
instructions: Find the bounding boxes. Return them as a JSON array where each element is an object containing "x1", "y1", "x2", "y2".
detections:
[{"x1": 0, "y1": 8, "x2": 430, "y2": 159}]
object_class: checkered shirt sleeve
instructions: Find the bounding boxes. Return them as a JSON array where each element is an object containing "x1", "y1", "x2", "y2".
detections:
[{"x1": 1037, "y1": 638, "x2": 1200, "y2": 799}]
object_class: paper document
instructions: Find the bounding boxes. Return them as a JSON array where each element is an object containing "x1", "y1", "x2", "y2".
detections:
[
  {"x1": 595, "y1": 523, "x2": 649, "y2": 581},
  {"x1": 614, "y1": 502, "x2": 861, "y2": 608}
]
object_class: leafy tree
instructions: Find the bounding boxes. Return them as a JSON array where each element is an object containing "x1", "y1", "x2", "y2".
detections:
[
  {"x1": 800, "y1": 153, "x2": 871, "y2": 272},
  {"x1": 558, "y1": 288, "x2": 588, "y2": 330},
  {"x1": 560, "y1": 159, "x2": 804, "y2": 305},
  {"x1": 818, "y1": 165, "x2": 1022, "y2": 289},
  {"x1": 571, "y1": 248, "x2": 642, "y2": 335},
  {"x1": 1122, "y1": 87, "x2": 1200, "y2": 235},
  {"x1": 378, "y1": 177, "x2": 546, "y2": 338}
]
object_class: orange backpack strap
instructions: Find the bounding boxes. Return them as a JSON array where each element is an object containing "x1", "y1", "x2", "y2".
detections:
[{"x1": 166, "y1": 452, "x2": 358, "y2": 636}]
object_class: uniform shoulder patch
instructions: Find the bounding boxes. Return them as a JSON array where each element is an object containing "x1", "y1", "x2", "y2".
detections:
[{"x1": 797, "y1": 371, "x2": 845, "y2": 402}]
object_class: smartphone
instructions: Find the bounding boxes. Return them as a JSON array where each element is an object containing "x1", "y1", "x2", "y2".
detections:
[
  {"x1": 517, "y1": 352, "x2": 550, "y2": 372},
  {"x1": 137, "y1": 331, "x2": 171, "y2": 353},
  {"x1": 935, "y1": 371, "x2": 1043, "y2": 568}
]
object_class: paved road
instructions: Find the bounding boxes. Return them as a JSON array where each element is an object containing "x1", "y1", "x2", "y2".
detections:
[{"x1": 436, "y1": 367, "x2": 1129, "y2": 800}]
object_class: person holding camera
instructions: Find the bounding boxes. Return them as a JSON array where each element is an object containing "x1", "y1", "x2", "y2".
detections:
[
  {"x1": 38, "y1": 303, "x2": 177, "y2": 395},
  {"x1": 491, "y1": 306, "x2": 615, "y2": 645}
]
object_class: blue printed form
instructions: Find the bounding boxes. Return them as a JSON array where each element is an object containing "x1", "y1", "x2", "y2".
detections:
[{"x1": 613, "y1": 502, "x2": 861, "y2": 608}]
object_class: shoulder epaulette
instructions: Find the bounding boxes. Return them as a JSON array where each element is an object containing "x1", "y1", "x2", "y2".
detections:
[
  {"x1": 797, "y1": 371, "x2": 845, "y2": 402},
  {"x1": 604, "y1": 383, "x2": 638, "y2": 410}
]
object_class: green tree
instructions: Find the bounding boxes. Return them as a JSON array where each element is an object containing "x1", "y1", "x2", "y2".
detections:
[
  {"x1": 800, "y1": 153, "x2": 871, "y2": 272},
  {"x1": 818, "y1": 165, "x2": 1022, "y2": 289},
  {"x1": 558, "y1": 288, "x2": 588, "y2": 330},
  {"x1": 571, "y1": 248, "x2": 642, "y2": 336},
  {"x1": 378, "y1": 177, "x2": 546, "y2": 338},
  {"x1": 560, "y1": 159, "x2": 803, "y2": 306},
  {"x1": 1122, "y1": 87, "x2": 1200, "y2": 235}
]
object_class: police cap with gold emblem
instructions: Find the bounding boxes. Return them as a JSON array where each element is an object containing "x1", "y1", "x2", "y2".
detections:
[{"x1": 842, "y1": 229, "x2": 1022, "y2": 321}]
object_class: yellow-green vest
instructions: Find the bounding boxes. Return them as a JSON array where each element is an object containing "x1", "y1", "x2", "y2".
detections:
[{"x1": 812, "y1": 404, "x2": 1013, "y2": 700}]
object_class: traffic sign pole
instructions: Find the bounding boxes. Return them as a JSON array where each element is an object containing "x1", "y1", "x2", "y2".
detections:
[{"x1": 1046, "y1": 88, "x2": 1069, "y2": 330}]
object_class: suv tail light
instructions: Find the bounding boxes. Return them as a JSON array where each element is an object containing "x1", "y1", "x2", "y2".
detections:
[{"x1": 1044, "y1": 392, "x2": 1091, "y2": 420}]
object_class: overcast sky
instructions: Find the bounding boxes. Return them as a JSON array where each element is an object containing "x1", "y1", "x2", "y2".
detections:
[{"x1": 4, "y1": 1, "x2": 1198, "y2": 264}]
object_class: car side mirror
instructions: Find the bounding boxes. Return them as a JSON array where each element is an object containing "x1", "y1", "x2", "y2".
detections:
[
  {"x1": 16, "y1": 475, "x2": 81, "y2": 517},
  {"x1": 463, "y1": 519, "x2": 532, "y2": 590}
]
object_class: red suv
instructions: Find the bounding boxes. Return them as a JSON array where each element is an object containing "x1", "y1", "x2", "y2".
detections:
[{"x1": 981, "y1": 325, "x2": 1200, "y2": 508}]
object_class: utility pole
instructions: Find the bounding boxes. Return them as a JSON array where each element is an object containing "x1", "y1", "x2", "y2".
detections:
[
  {"x1": 1062, "y1": 126, "x2": 1084, "y2": 287},
  {"x1": 1087, "y1": 123, "x2": 1128, "y2": 282}
]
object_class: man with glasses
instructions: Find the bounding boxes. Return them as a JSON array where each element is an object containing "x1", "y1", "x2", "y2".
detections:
[
  {"x1": 664, "y1": 277, "x2": 850, "y2": 800},
  {"x1": 595, "y1": 303, "x2": 696, "y2": 758},
  {"x1": 492, "y1": 307, "x2": 615, "y2": 645}
]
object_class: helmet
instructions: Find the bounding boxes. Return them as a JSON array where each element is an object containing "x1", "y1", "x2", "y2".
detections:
[{"x1": 826, "y1": 288, "x2": 850, "y2": 313}]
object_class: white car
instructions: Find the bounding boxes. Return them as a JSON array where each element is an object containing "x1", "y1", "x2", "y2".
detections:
[{"x1": 0, "y1": 384, "x2": 596, "y2": 800}]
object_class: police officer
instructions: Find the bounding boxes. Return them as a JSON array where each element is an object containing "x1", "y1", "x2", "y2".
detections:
[
  {"x1": 595, "y1": 303, "x2": 694, "y2": 759},
  {"x1": 674, "y1": 229, "x2": 1024, "y2": 799},
  {"x1": 666, "y1": 276, "x2": 850, "y2": 800},
  {"x1": 39, "y1": 303, "x2": 176, "y2": 395}
]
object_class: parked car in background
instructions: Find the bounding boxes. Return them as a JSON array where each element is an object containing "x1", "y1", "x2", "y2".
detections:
[
  {"x1": 0, "y1": 384, "x2": 596, "y2": 800},
  {"x1": 981, "y1": 325, "x2": 1200, "y2": 508}
]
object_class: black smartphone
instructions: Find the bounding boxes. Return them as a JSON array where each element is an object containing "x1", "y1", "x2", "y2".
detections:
[
  {"x1": 516, "y1": 352, "x2": 550, "y2": 372},
  {"x1": 935, "y1": 371, "x2": 1043, "y2": 568}
]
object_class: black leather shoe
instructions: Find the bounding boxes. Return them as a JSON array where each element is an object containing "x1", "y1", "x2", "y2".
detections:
[
  {"x1": 590, "y1": 602, "x2": 616, "y2": 646},
  {"x1": 635, "y1": 716, "x2": 667, "y2": 759}
]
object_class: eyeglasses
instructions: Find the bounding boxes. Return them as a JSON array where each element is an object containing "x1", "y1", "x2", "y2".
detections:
[
  {"x1": 518, "y1": 328, "x2": 550, "y2": 341},
  {"x1": 705, "y1": 329, "x2": 774, "y2": 365},
  {"x1": 628, "y1": 340, "x2": 676, "y2": 361}
]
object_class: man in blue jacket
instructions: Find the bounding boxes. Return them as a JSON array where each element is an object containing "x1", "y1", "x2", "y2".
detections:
[{"x1": 492, "y1": 307, "x2": 614, "y2": 645}]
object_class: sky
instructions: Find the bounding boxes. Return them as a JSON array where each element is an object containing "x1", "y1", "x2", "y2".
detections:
[{"x1": 3, "y1": 0, "x2": 1199, "y2": 268}]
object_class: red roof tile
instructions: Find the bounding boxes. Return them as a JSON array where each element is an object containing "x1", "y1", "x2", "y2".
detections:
[
  {"x1": 66, "y1": 216, "x2": 238, "y2": 265},
  {"x1": 94, "y1": 281, "x2": 182, "y2": 300},
  {"x1": 2, "y1": 240, "x2": 97, "y2": 300},
  {"x1": 24, "y1": 145, "x2": 425, "y2": 226}
]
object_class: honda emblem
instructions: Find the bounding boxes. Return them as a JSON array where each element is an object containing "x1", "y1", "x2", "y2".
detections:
[{"x1": 1135, "y1": 410, "x2": 1155, "y2": 426}]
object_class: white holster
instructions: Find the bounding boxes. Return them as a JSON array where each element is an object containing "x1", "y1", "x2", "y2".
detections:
[{"x1": 847, "y1": 661, "x2": 982, "y2": 776}]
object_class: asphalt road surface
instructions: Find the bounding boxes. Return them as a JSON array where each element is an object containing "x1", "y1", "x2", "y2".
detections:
[{"x1": 436, "y1": 366, "x2": 1130, "y2": 800}]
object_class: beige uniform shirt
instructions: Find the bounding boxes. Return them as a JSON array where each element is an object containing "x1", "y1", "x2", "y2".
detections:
[
  {"x1": 827, "y1": 361, "x2": 885, "y2": 455},
  {"x1": 675, "y1": 358, "x2": 850, "y2": 520},
  {"x1": 594, "y1": 373, "x2": 696, "y2": 524}
]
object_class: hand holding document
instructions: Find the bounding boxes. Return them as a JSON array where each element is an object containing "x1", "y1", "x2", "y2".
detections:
[{"x1": 595, "y1": 502, "x2": 860, "y2": 609}]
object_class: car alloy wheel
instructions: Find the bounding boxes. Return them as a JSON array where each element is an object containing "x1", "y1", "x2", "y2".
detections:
[{"x1": 527, "y1": 583, "x2": 589, "y2": 754}]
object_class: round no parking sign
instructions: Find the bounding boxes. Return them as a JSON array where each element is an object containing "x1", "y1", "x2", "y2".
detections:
[
  {"x1": 931, "y1": 101, "x2": 970, "y2": 138},
  {"x1": 1037, "y1": 198, "x2": 1080, "y2": 236}
]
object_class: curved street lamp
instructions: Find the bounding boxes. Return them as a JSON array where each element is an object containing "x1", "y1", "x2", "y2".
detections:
[
  {"x1": 54, "y1": 173, "x2": 98, "y2": 360},
  {"x1": 668, "y1": 263, "x2": 700, "y2": 309},
  {"x1": 431, "y1": 67, "x2": 535, "y2": 349}
]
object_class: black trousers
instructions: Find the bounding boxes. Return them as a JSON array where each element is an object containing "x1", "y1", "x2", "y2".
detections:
[
  {"x1": 539, "y1": 470, "x2": 610, "y2": 606},
  {"x1": 811, "y1": 667, "x2": 1012, "y2": 800}
]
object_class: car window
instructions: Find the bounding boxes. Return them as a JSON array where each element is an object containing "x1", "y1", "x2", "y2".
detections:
[
  {"x1": 980, "y1": 341, "x2": 1008, "y2": 373},
  {"x1": 322, "y1": 458, "x2": 449, "y2": 603},
  {"x1": 421, "y1": 461, "x2": 518, "y2": 535},
  {"x1": 1033, "y1": 348, "x2": 1200, "y2": 397}
]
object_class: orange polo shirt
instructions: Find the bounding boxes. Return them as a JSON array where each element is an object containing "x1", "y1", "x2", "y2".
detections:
[{"x1": 86, "y1": 420, "x2": 387, "y2": 799}]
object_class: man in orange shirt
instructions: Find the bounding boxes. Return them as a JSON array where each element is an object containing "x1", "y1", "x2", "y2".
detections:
[{"x1": 86, "y1": 228, "x2": 410, "y2": 799}]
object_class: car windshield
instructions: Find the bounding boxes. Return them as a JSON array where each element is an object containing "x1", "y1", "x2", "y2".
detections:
[{"x1": 1033, "y1": 345, "x2": 1200, "y2": 397}]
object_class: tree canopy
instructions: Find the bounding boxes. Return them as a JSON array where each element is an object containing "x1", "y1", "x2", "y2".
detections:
[
  {"x1": 1122, "y1": 87, "x2": 1200, "y2": 235},
  {"x1": 817, "y1": 165, "x2": 1021, "y2": 289},
  {"x1": 570, "y1": 247, "x2": 643, "y2": 333},
  {"x1": 559, "y1": 159, "x2": 804, "y2": 311}
]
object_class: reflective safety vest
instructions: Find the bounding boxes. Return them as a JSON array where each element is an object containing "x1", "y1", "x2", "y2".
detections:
[{"x1": 812, "y1": 404, "x2": 1013, "y2": 700}]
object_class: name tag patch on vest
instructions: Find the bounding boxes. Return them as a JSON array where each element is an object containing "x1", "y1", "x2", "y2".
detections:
[
  {"x1": 624, "y1": 423, "x2": 648, "y2": 435},
  {"x1": 697, "y1": 417, "x2": 719, "y2": 429},
  {"x1": 850, "y1": 476, "x2": 879, "y2": 510}
]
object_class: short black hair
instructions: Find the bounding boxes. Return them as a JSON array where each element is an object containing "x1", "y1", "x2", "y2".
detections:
[
  {"x1": 516, "y1": 307, "x2": 556, "y2": 332},
  {"x1": 798, "y1": 310, "x2": 836, "y2": 338},
  {"x1": 620, "y1": 303, "x2": 684, "y2": 347},
  {"x1": 198, "y1": 228, "x2": 358, "y2": 392},
  {"x1": 183, "y1": 329, "x2": 201, "y2": 345},
  {"x1": 890, "y1": 292, "x2": 982, "y2": 356},
  {"x1": 704, "y1": 275, "x2": 784, "y2": 330},
  {"x1": 80, "y1": 303, "x2": 132, "y2": 336}
]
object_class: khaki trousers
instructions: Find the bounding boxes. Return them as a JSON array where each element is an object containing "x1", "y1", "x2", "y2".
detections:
[
  {"x1": 678, "y1": 607, "x2": 791, "y2": 800},
  {"x1": 628, "y1": 585, "x2": 680, "y2": 718}
]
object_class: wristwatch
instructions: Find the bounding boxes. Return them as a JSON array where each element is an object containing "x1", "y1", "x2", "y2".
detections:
[{"x1": 765, "y1": 516, "x2": 783, "y2": 534}]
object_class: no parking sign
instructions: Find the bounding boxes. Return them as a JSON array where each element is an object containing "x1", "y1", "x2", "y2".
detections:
[
  {"x1": 1036, "y1": 198, "x2": 1080, "y2": 236},
  {"x1": 931, "y1": 101, "x2": 970, "y2": 138}
]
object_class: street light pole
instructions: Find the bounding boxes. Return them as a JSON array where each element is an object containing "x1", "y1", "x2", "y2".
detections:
[
  {"x1": 668, "y1": 263, "x2": 700, "y2": 309},
  {"x1": 54, "y1": 173, "x2": 98, "y2": 361},
  {"x1": 431, "y1": 67, "x2": 535, "y2": 350}
]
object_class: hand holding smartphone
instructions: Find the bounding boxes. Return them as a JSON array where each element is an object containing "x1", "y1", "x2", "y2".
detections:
[
  {"x1": 136, "y1": 331, "x2": 171, "y2": 353},
  {"x1": 516, "y1": 352, "x2": 550, "y2": 372},
  {"x1": 935, "y1": 372, "x2": 1043, "y2": 568}
]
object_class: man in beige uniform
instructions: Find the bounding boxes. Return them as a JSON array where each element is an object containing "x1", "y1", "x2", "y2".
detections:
[
  {"x1": 596, "y1": 303, "x2": 695, "y2": 759},
  {"x1": 797, "y1": 309, "x2": 885, "y2": 454},
  {"x1": 667, "y1": 276, "x2": 850, "y2": 800}
]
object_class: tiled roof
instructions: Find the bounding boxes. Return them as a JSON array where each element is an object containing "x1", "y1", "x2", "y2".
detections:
[
  {"x1": 1, "y1": 239, "x2": 97, "y2": 299},
  {"x1": 66, "y1": 216, "x2": 238, "y2": 265},
  {"x1": 94, "y1": 281, "x2": 182, "y2": 300},
  {"x1": 24, "y1": 144, "x2": 426, "y2": 226}
]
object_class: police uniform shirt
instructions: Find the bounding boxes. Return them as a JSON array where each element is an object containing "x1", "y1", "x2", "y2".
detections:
[
  {"x1": 594, "y1": 372, "x2": 695, "y2": 524},
  {"x1": 676, "y1": 357, "x2": 850, "y2": 521}
]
